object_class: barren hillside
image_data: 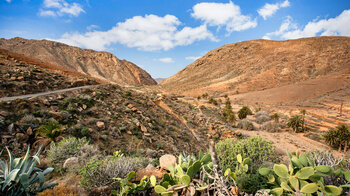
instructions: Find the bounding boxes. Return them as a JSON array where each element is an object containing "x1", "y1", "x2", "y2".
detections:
[
  {"x1": 160, "y1": 36, "x2": 350, "y2": 100},
  {"x1": 0, "y1": 37, "x2": 157, "y2": 86}
]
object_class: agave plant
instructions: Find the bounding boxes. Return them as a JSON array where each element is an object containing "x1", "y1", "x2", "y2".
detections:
[{"x1": 0, "y1": 146, "x2": 57, "y2": 196}]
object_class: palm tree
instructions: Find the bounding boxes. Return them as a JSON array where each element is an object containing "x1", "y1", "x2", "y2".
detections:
[
  {"x1": 287, "y1": 115, "x2": 303, "y2": 132},
  {"x1": 324, "y1": 124, "x2": 350, "y2": 152}
]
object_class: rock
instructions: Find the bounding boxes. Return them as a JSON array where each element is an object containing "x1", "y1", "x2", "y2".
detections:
[
  {"x1": 131, "y1": 107, "x2": 137, "y2": 112},
  {"x1": 8, "y1": 123, "x2": 14, "y2": 133},
  {"x1": 26, "y1": 127, "x2": 33, "y2": 135},
  {"x1": 140, "y1": 125, "x2": 147, "y2": 132},
  {"x1": 159, "y1": 154, "x2": 177, "y2": 170},
  {"x1": 10, "y1": 76, "x2": 16, "y2": 80},
  {"x1": 63, "y1": 157, "x2": 79, "y2": 169},
  {"x1": 16, "y1": 133, "x2": 28, "y2": 142},
  {"x1": 49, "y1": 111, "x2": 64, "y2": 121},
  {"x1": 37, "y1": 81, "x2": 44, "y2": 88},
  {"x1": 145, "y1": 164, "x2": 155, "y2": 170},
  {"x1": 100, "y1": 134, "x2": 108, "y2": 140},
  {"x1": 127, "y1": 104, "x2": 134, "y2": 109},
  {"x1": 17, "y1": 76, "x2": 24, "y2": 80},
  {"x1": 96, "y1": 121, "x2": 105, "y2": 129}
]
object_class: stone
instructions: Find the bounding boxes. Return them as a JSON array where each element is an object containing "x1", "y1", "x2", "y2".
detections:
[
  {"x1": 100, "y1": 135, "x2": 108, "y2": 140},
  {"x1": 16, "y1": 133, "x2": 28, "y2": 142},
  {"x1": 159, "y1": 154, "x2": 177, "y2": 170},
  {"x1": 96, "y1": 121, "x2": 105, "y2": 129},
  {"x1": 63, "y1": 157, "x2": 79, "y2": 169},
  {"x1": 26, "y1": 127, "x2": 33, "y2": 135},
  {"x1": 140, "y1": 125, "x2": 147, "y2": 132},
  {"x1": 17, "y1": 76, "x2": 24, "y2": 80},
  {"x1": 145, "y1": 164, "x2": 155, "y2": 170},
  {"x1": 10, "y1": 76, "x2": 16, "y2": 80},
  {"x1": 8, "y1": 123, "x2": 14, "y2": 133},
  {"x1": 37, "y1": 81, "x2": 44, "y2": 88}
]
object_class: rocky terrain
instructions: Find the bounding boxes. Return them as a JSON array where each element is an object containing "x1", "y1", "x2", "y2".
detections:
[
  {"x1": 0, "y1": 37, "x2": 157, "y2": 86},
  {"x1": 0, "y1": 48, "x2": 98, "y2": 97},
  {"x1": 160, "y1": 36, "x2": 350, "y2": 98}
]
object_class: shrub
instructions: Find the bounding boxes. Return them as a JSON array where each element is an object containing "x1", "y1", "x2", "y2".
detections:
[
  {"x1": 48, "y1": 137, "x2": 90, "y2": 165},
  {"x1": 80, "y1": 156, "x2": 149, "y2": 189},
  {"x1": 208, "y1": 98, "x2": 218, "y2": 105},
  {"x1": 237, "y1": 106, "x2": 252, "y2": 119},
  {"x1": 324, "y1": 125, "x2": 350, "y2": 152},
  {"x1": 222, "y1": 98, "x2": 236, "y2": 123},
  {"x1": 0, "y1": 146, "x2": 57, "y2": 195},
  {"x1": 262, "y1": 121, "x2": 281, "y2": 132},
  {"x1": 20, "y1": 114, "x2": 38, "y2": 125},
  {"x1": 36, "y1": 120, "x2": 66, "y2": 141},
  {"x1": 271, "y1": 113, "x2": 280, "y2": 122},
  {"x1": 215, "y1": 137, "x2": 277, "y2": 172},
  {"x1": 254, "y1": 110, "x2": 269, "y2": 118},
  {"x1": 287, "y1": 115, "x2": 304, "y2": 132},
  {"x1": 237, "y1": 119, "x2": 255, "y2": 130},
  {"x1": 59, "y1": 94, "x2": 94, "y2": 114}
]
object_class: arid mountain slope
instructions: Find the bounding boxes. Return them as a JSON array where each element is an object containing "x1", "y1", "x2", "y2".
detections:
[
  {"x1": 0, "y1": 37, "x2": 156, "y2": 85},
  {"x1": 160, "y1": 36, "x2": 350, "y2": 98}
]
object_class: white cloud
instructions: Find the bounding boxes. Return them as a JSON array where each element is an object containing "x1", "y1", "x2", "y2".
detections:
[
  {"x1": 158, "y1": 58, "x2": 174, "y2": 63},
  {"x1": 86, "y1": 24, "x2": 100, "y2": 31},
  {"x1": 39, "y1": 0, "x2": 85, "y2": 17},
  {"x1": 263, "y1": 10, "x2": 350, "y2": 40},
  {"x1": 5, "y1": 0, "x2": 12, "y2": 3},
  {"x1": 55, "y1": 14, "x2": 216, "y2": 51},
  {"x1": 191, "y1": 1, "x2": 257, "y2": 33},
  {"x1": 258, "y1": 0, "x2": 290, "y2": 20},
  {"x1": 185, "y1": 56, "x2": 200, "y2": 61}
]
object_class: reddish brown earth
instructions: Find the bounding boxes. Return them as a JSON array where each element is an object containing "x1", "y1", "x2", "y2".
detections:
[{"x1": 0, "y1": 37, "x2": 156, "y2": 86}]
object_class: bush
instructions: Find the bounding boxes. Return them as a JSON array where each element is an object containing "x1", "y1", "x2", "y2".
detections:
[
  {"x1": 48, "y1": 137, "x2": 90, "y2": 165},
  {"x1": 324, "y1": 125, "x2": 350, "y2": 152},
  {"x1": 222, "y1": 98, "x2": 236, "y2": 123},
  {"x1": 287, "y1": 115, "x2": 304, "y2": 132},
  {"x1": 208, "y1": 98, "x2": 218, "y2": 105},
  {"x1": 237, "y1": 106, "x2": 252, "y2": 119},
  {"x1": 262, "y1": 121, "x2": 281, "y2": 132},
  {"x1": 80, "y1": 156, "x2": 150, "y2": 189},
  {"x1": 237, "y1": 119, "x2": 255, "y2": 130},
  {"x1": 254, "y1": 110, "x2": 269, "y2": 118},
  {"x1": 215, "y1": 137, "x2": 277, "y2": 172},
  {"x1": 36, "y1": 120, "x2": 66, "y2": 141},
  {"x1": 20, "y1": 114, "x2": 38, "y2": 125},
  {"x1": 59, "y1": 94, "x2": 94, "y2": 114}
]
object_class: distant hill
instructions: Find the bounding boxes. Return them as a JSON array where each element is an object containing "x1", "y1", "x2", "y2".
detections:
[
  {"x1": 0, "y1": 37, "x2": 157, "y2": 86},
  {"x1": 154, "y1": 78, "x2": 166, "y2": 83},
  {"x1": 160, "y1": 36, "x2": 350, "y2": 103}
]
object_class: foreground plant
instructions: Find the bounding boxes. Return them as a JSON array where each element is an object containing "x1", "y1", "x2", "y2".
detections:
[
  {"x1": 0, "y1": 146, "x2": 57, "y2": 196},
  {"x1": 259, "y1": 151, "x2": 350, "y2": 196}
]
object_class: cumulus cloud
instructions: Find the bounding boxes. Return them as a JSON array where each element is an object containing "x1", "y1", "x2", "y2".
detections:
[
  {"x1": 86, "y1": 24, "x2": 99, "y2": 31},
  {"x1": 55, "y1": 14, "x2": 216, "y2": 51},
  {"x1": 258, "y1": 0, "x2": 290, "y2": 20},
  {"x1": 158, "y1": 58, "x2": 174, "y2": 63},
  {"x1": 185, "y1": 56, "x2": 200, "y2": 61},
  {"x1": 263, "y1": 10, "x2": 350, "y2": 39},
  {"x1": 39, "y1": 0, "x2": 85, "y2": 17},
  {"x1": 191, "y1": 1, "x2": 257, "y2": 33},
  {"x1": 5, "y1": 0, "x2": 12, "y2": 3}
]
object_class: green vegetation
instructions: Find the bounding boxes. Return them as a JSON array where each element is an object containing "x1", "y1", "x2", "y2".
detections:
[
  {"x1": 271, "y1": 112, "x2": 280, "y2": 122},
  {"x1": 237, "y1": 106, "x2": 252, "y2": 119},
  {"x1": 237, "y1": 119, "x2": 255, "y2": 130},
  {"x1": 287, "y1": 115, "x2": 304, "y2": 132},
  {"x1": 259, "y1": 151, "x2": 350, "y2": 196},
  {"x1": 36, "y1": 120, "x2": 66, "y2": 141},
  {"x1": 215, "y1": 137, "x2": 277, "y2": 172},
  {"x1": 208, "y1": 98, "x2": 218, "y2": 105},
  {"x1": 0, "y1": 146, "x2": 57, "y2": 195},
  {"x1": 324, "y1": 124, "x2": 350, "y2": 152},
  {"x1": 113, "y1": 171, "x2": 153, "y2": 196},
  {"x1": 222, "y1": 97, "x2": 236, "y2": 123}
]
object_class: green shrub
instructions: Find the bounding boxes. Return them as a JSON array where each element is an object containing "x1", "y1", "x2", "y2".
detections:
[
  {"x1": 80, "y1": 156, "x2": 149, "y2": 190},
  {"x1": 208, "y1": 98, "x2": 218, "y2": 105},
  {"x1": 20, "y1": 114, "x2": 38, "y2": 126},
  {"x1": 287, "y1": 115, "x2": 304, "y2": 132},
  {"x1": 324, "y1": 124, "x2": 350, "y2": 152},
  {"x1": 0, "y1": 146, "x2": 57, "y2": 195},
  {"x1": 59, "y1": 94, "x2": 94, "y2": 114},
  {"x1": 36, "y1": 120, "x2": 66, "y2": 141},
  {"x1": 215, "y1": 137, "x2": 277, "y2": 172},
  {"x1": 255, "y1": 111, "x2": 271, "y2": 124},
  {"x1": 237, "y1": 119, "x2": 255, "y2": 130},
  {"x1": 238, "y1": 106, "x2": 252, "y2": 119},
  {"x1": 222, "y1": 98, "x2": 236, "y2": 123},
  {"x1": 48, "y1": 137, "x2": 89, "y2": 165}
]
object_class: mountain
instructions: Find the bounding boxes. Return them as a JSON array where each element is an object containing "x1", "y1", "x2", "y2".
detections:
[
  {"x1": 0, "y1": 37, "x2": 157, "y2": 86},
  {"x1": 154, "y1": 78, "x2": 166, "y2": 83},
  {"x1": 160, "y1": 36, "x2": 350, "y2": 102}
]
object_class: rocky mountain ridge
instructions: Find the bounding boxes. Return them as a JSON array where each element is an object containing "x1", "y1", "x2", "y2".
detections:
[{"x1": 0, "y1": 37, "x2": 157, "y2": 86}]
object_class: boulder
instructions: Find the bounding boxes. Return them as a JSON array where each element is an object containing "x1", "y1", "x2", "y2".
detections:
[
  {"x1": 159, "y1": 154, "x2": 177, "y2": 170},
  {"x1": 96, "y1": 121, "x2": 105, "y2": 129}
]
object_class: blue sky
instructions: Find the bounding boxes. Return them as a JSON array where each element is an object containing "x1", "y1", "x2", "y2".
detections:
[{"x1": 1, "y1": 0, "x2": 350, "y2": 78}]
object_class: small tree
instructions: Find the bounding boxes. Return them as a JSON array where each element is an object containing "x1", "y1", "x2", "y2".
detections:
[
  {"x1": 222, "y1": 98, "x2": 236, "y2": 123},
  {"x1": 324, "y1": 124, "x2": 350, "y2": 152},
  {"x1": 238, "y1": 106, "x2": 252, "y2": 119},
  {"x1": 287, "y1": 115, "x2": 303, "y2": 132}
]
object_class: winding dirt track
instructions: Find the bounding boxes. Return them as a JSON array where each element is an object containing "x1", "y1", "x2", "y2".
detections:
[{"x1": 0, "y1": 85, "x2": 99, "y2": 101}]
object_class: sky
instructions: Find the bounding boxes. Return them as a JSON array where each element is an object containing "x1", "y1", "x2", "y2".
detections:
[{"x1": 1, "y1": 0, "x2": 350, "y2": 78}]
